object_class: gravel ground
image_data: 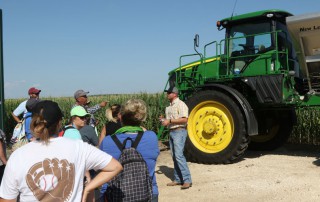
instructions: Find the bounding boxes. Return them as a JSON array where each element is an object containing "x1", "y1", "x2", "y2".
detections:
[{"x1": 156, "y1": 144, "x2": 320, "y2": 202}]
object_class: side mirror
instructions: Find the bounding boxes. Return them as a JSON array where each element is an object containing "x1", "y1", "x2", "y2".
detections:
[{"x1": 194, "y1": 34, "x2": 199, "y2": 48}]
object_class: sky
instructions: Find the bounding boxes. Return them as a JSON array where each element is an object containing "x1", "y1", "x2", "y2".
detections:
[{"x1": 0, "y1": 0, "x2": 319, "y2": 99}]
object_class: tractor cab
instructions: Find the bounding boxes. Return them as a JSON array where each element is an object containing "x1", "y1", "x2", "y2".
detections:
[{"x1": 218, "y1": 10, "x2": 297, "y2": 77}]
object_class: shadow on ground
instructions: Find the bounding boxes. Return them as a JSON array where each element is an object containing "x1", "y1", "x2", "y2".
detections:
[
  {"x1": 244, "y1": 143, "x2": 320, "y2": 166},
  {"x1": 313, "y1": 158, "x2": 320, "y2": 166},
  {"x1": 156, "y1": 165, "x2": 174, "y2": 180}
]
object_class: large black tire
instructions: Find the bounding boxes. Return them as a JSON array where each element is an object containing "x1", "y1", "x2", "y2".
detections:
[
  {"x1": 248, "y1": 109, "x2": 295, "y2": 151},
  {"x1": 185, "y1": 90, "x2": 249, "y2": 164}
]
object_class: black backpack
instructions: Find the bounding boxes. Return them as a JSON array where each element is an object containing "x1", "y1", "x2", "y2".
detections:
[{"x1": 106, "y1": 131, "x2": 153, "y2": 202}]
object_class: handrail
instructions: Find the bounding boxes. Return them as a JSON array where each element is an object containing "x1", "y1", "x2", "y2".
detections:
[
  {"x1": 179, "y1": 53, "x2": 203, "y2": 68},
  {"x1": 204, "y1": 41, "x2": 217, "y2": 58},
  {"x1": 178, "y1": 54, "x2": 203, "y2": 84}
]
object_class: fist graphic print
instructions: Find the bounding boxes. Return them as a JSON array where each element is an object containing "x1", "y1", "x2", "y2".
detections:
[{"x1": 26, "y1": 158, "x2": 75, "y2": 202}]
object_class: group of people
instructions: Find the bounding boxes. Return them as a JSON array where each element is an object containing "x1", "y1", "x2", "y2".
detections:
[{"x1": 0, "y1": 86, "x2": 193, "y2": 201}]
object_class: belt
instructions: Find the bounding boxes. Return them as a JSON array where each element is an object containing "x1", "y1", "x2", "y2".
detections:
[{"x1": 169, "y1": 126, "x2": 186, "y2": 131}]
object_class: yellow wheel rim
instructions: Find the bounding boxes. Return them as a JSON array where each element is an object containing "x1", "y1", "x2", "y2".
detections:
[{"x1": 188, "y1": 101, "x2": 234, "y2": 153}]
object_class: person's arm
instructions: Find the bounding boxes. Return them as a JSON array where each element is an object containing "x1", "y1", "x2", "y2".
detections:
[
  {"x1": 0, "y1": 198, "x2": 15, "y2": 202},
  {"x1": 11, "y1": 112, "x2": 21, "y2": 123},
  {"x1": 161, "y1": 117, "x2": 188, "y2": 126},
  {"x1": 11, "y1": 101, "x2": 27, "y2": 123},
  {"x1": 86, "y1": 101, "x2": 108, "y2": 115},
  {"x1": 82, "y1": 158, "x2": 122, "y2": 202},
  {"x1": 85, "y1": 171, "x2": 91, "y2": 184},
  {"x1": 0, "y1": 140, "x2": 7, "y2": 165},
  {"x1": 98, "y1": 125, "x2": 106, "y2": 146},
  {"x1": 86, "y1": 104, "x2": 101, "y2": 114}
]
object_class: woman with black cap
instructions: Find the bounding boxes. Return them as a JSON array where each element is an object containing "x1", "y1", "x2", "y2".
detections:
[{"x1": 0, "y1": 100, "x2": 122, "y2": 202}]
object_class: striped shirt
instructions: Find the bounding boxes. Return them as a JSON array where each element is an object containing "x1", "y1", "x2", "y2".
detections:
[
  {"x1": 165, "y1": 98, "x2": 188, "y2": 129},
  {"x1": 72, "y1": 104, "x2": 101, "y2": 126}
]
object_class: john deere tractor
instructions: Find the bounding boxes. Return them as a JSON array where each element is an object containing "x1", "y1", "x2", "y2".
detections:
[{"x1": 162, "y1": 9, "x2": 320, "y2": 164}]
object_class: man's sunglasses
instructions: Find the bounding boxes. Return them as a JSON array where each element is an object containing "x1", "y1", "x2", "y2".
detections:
[{"x1": 77, "y1": 116, "x2": 88, "y2": 120}]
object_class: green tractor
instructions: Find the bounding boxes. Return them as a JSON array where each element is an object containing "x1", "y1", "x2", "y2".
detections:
[{"x1": 161, "y1": 9, "x2": 320, "y2": 164}]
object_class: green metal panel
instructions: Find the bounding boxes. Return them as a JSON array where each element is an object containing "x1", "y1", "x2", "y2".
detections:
[
  {"x1": 299, "y1": 95, "x2": 320, "y2": 106},
  {"x1": 242, "y1": 57, "x2": 271, "y2": 76},
  {"x1": 0, "y1": 10, "x2": 4, "y2": 131}
]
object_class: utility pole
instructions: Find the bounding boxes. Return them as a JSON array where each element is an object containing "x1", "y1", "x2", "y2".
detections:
[{"x1": 0, "y1": 10, "x2": 5, "y2": 131}]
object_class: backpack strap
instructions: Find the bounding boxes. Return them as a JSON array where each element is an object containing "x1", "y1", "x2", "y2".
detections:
[
  {"x1": 131, "y1": 131, "x2": 143, "y2": 149},
  {"x1": 111, "y1": 134, "x2": 125, "y2": 152},
  {"x1": 111, "y1": 131, "x2": 144, "y2": 151},
  {"x1": 24, "y1": 114, "x2": 32, "y2": 119}
]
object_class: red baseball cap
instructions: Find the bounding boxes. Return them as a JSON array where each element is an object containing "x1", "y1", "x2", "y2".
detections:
[{"x1": 28, "y1": 87, "x2": 41, "y2": 95}]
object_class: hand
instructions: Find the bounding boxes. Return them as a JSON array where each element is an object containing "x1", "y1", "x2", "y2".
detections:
[
  {"x1": 159, "y1": 115, "x2": 165, "y2": 124},
  {"x1": 95, "y1": 119, "x2": 100, "y2": 126},
  {"x1": 100, "y1": 101, "x2": 108, "y2": 107},
  {"x1": 161, "y1": 119, "x2": 170, "y2": 126},
  {"x1": 26, "y1": 158, "x2": 75, "y2": 202}
]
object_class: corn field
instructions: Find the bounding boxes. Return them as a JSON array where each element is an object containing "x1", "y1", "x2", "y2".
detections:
[
  {"x1": 3, "y1": 93, "x2": 320, "y2": 145},
  {"x1": 290, "y1": 107, "x2": 320, "y2": 145},
  {"x1": 3, "y1": 93, "x2": 169, "y2": 140}
]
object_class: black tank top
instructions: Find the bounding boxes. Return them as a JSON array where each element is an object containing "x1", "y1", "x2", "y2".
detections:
[{"x1": 105, "y1": 121, "x2": 122, "y2": 136}]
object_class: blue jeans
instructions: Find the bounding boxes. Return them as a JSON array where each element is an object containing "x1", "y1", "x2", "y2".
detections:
[{"x1": 169, "y1": 128, "x2": 192, "y2": 184}]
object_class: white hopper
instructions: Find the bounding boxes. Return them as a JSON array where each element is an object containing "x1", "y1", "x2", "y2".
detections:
[{"x1": 286, "y1": 12, "x2": 320, "y2": 80}]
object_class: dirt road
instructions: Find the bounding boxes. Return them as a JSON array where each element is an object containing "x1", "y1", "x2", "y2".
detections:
[{"x1": 156, "y1": 144, "x2": 320, "y2": 202}]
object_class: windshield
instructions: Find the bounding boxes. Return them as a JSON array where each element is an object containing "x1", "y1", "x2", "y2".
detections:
[
  {"x1": 224, "y1": 21, "x2": 273, "y2": 73},
  {"x1": 227, "y1": 21, "x2": 272, "y2": 56}
]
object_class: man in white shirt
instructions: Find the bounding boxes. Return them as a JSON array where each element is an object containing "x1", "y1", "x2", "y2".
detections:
[
  {"x1": 11, "y1": 87, "x2": 41, "y2": 123},
  {"x1": 161, "y1": 86, "x2": 192, "y2": 189}
]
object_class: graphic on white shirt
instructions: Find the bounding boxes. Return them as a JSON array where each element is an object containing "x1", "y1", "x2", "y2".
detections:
[{"x1": 26, "y1": 158, "x2": 75, "y2": 202}]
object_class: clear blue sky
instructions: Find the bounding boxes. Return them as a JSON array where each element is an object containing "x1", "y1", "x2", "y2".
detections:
[{"x1": 1, "y1": 0, "x2": 319, "y2": 98}]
